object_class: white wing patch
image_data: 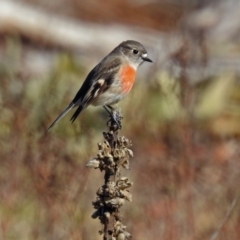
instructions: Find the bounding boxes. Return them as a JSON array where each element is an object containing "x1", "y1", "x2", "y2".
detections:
[
  {"x1": 93, "y1": 89, "x2": 100, "y2": 98},
  {"x1": 97, "y1": 79, "x2": 105, "y2": 86},
  {"x1": 93, "y1": 79, "x2": 105, "y2": 98}
]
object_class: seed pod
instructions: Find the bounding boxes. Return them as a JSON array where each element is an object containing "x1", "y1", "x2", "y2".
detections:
[
  {"x1": 122, "y1": 160, "x2": 130, "y2": 170},
  {"x1": 120, "y1": 190, "x2": 132, "y2": 202},
  {"x1": 104, "y1": 211, "x2": 110, "y2": 220},
  {"x1": 127, "y1": 149, "x2": 133, "y2": 157},
  {"x1": 86, "y1": 159, "x2": 100, "y2": 168},
  {"x1": 92, "y1": 210, "x2": 99, "y2": 219},
  {"x1": 117, "y1": 233, "x2": 125, "y2": 240},
  {"x1": 97, "y1": 186, "x2": 104, "y2": 196},
  {"x1": 106, "y1": 198, "x2": 125, "y2": 207},
  {"x1": 124, "y1": 231, "x2": 132, "y2": 239}
]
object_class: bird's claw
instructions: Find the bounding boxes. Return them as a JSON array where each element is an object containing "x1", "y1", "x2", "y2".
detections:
[
  {"x1": 111, "y1": 110, "x2": 122, "y2": 130},
  {"x1": 104, "y1": 106, "x2": 123, "y2": 131}
]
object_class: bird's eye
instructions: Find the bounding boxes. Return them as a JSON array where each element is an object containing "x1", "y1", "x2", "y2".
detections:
[{"x1": 133, "y1": 49, "x2": 139, "y2": 54}]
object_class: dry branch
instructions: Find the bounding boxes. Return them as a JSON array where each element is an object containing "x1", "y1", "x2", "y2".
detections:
[{"x1": 87, "y1": 109, "x2": 133, "y2": 240}]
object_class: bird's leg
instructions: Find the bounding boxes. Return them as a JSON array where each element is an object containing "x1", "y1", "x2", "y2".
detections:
[
  {"x1": 103, "y1": 105, "x2": 112, "y2": 115},
  {"x1": 103, "y1": 105, "x2": 122, "y2": 130},
  {"x1": 106, "y1": 105, "x2": 114, "y2": 111}
]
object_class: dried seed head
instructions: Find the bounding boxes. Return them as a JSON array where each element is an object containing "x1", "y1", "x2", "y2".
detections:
[
  {"x1": 105, "y1": 153, "x2": 115, "y2": 166},
  {"x1": 90, "y1": 109, "x2": 133, "y2": 238},
  {"x1": 119, "y1": 190, "x2": 132, "y2": 202},
  {"x1": 122, "y1": 160, "x2": 130, "y2": 170},
  {"x1": 124, "y1": 231, "x2": 132, "y2": 239},
  {"x1": 117, "y1": 233, "x2": 125, "y2": 240},
  {"x1": 115, "y1": 220, "x2": 122, "y2": 227},
  {"x1": 92, "y1": 197, "x2": 104, "y2": 209},
  {"x1": 114, "y1": 221, "x2": 122, "y2": 233},
  {"x1": 103, "y1": 140, "x2": 110, "y2": 148},
  {"x1": 126, "y1": 149, "x2": 133, "y2": 158},
  {"x1": 113, "y1": 149, "x2": 121, "y2": 159},
  {"x1": 106, "y1": 181, "x2": 116, "y2": 194},
  {"x1": 97, "y1": 152, "x2": 104, "y2": 159},
  {"x1": 117, "y1": 136, "x2": 132, "y2": 148},
  {"x1": 117, "y1": 182, "x2": 128, "y2": 190},
  {"x1": 106, "y1": 198, "x2": 125, "y2": 208},
  {"x1": 120, "y1": 177, "x2": 128, "y2": 181},
  {"x1": 92, "y1": 210, "x2": 99, "y2": 219},
  {"x1": 117, "y1": 178, "x2": 133, "y2": 190},
  {"x1": 86, "y1": 159, "x2": 100, "y2": 168},
  {"x1": 104, "y1": 211, "x2": 111, "y2": 220},
  {"x1": 97, "y1": 186, "x2": 104, "y2": 196}
]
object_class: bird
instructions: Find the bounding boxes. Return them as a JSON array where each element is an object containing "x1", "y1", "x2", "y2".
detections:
[{"x1": 47, "y1": 40, "x2": 152, "y2": 131}]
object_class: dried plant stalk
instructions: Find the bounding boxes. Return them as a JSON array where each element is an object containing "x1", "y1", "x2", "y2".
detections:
[{"x1": 87, "y1": 109, "x2": 133, "y2": 240}]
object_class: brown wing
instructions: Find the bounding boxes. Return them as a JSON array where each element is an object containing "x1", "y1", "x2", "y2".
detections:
[{"x1": 70, "y1": 58, "x2": 121, "y2": 122}]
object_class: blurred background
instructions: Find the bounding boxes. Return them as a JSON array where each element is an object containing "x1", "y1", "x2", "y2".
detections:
[{"x1": 1, "y1": 0, "x2": 240, "y2": 239}]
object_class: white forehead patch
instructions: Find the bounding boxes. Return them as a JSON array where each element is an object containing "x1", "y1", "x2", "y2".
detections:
[{"x1": 142, "y1": 53, "x2": 148, "y2": 58}]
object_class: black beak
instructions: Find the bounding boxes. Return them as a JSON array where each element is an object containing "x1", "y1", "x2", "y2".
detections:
[{"x1": 142, "y1": 56, "x2": 153, "y2": 63}]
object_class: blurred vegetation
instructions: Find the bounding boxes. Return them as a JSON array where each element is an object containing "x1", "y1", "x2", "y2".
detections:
[{"x1": 1, "y1": 34, "x2": 240, "y2": 240}]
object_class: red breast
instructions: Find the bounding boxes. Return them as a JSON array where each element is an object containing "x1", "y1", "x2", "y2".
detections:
[{"x1": 120, "y1": 65, "x2": 137, "y2": 94}]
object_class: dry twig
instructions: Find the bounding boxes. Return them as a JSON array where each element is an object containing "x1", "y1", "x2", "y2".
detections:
[{"x1": 210, "y1": 196, "x2": 238, "y2": 240}]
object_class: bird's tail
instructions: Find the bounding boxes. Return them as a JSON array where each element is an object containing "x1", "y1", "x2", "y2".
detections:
[
  {"x1": 70, "y1": 105, "x2": 84, "y2": 123},
  {"x1": 47, "y1": 103, "x2": 74, "y2": 131}
]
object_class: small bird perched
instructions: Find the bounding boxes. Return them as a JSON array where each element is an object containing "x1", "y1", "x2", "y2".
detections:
[{"x1": 47, "y1": 40, "x2": 152, "y2": 131}]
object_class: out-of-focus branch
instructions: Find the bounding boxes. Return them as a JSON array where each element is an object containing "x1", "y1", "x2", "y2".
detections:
[
  {"x1": 1, "y1": 0, "x2": 240, "y2": 81},
  {"x1": 210, "y1": 196, "x2": 238, "y2": 240},
  {"x1": 0, "y1": 1, "x2": 159, "y2": 52}
]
